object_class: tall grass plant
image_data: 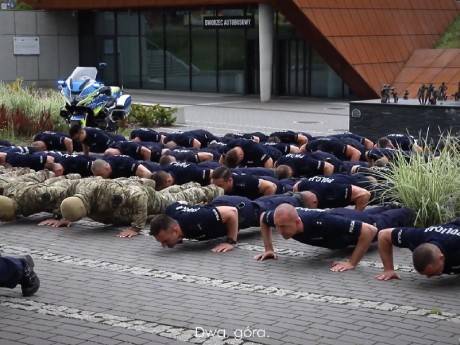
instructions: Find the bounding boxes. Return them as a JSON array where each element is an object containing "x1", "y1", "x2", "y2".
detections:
[{"x1": 377, "y1": 136, "x2": 460, "y2": 227}]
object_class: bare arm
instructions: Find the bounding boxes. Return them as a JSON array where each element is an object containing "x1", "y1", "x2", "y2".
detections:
[
  {"x1": 254, "y1": 212, "x2": 277, "y2": 261},
  {"x1": 350, "y1": 185, "x2": 371, "y2": 211},
  {"x1": 135, "y1": 164, "x2": 153, "y2": 178},
  {"x1": 140, "y1": 146, "x2": 152, "y2": 161},
  {"x1": 375, "y1": 228, "x2": 400, "y2": 280},
  {"x1": 263, "y1": 157, "x2": 274, "y2": 168},
  {"x1": 63, "y1": 137, "x2": 74, "y2": 154},
  {"x1": 83, "y1": 144, "x2": 90, "y2": 156},
  {"x1": 346, "y1": 145, "x2": 362, "y2": 162},
  {"x1": 192, "y1": 139, "x2": 201, "y2": 149},
  {"x1": 259, "y1": 179, "x2": 277, "y2": 196},
  {"x1": 323, "y1": 161, "x2": 334, "y2": 175},
  {"x1": 331, "y1": 223, "x2": 377, "y2": 272},
  {"x1": 211, "y1": 206, "x2": 238, "y2": 253}
]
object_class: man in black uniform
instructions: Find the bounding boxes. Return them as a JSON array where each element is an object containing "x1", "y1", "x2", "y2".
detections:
[
  {"x1": 219, "y1": 138, "x2": 274, "y2": 168},
  {"x1": 211, "y1": 166, "x2": 283, "y2": 200},
  {"x1": 268, "y1": 130, "x2": 311, "y2": 146},
  {"x1": 304, "y1": 137, "x2": 362, "y2": 161},
  {"x1": 150, "y1": 193, "x2": 310, "y2": 252},
  {"x1": 33, "y1": 131, "x2": 80, "y2": 154},
  {"x1": 376, "y1": 219, "x2": 460, "y2": 280},
  {"x1": 105, "y1": 141, "x2": 154, "y2": 161},
  {"x1": 91, "y1": 156, "x2": 153, "y2": 178},
  {"x1": 130, "y1": 128, "x2": 165, "y2": 143},
  {"x1": 275, "y1": 153, "x2": 334, "y2": 178},
  {"x1": 0, "y1": 151, "x2": 54, "y2": 171},
  {"x1": 70, "y1": 125, "x2": 126, "y2": 155},
  {"x1": 293, "y1": 175, "x2": 371, "y2": 211},
  {"x1": 254, "y1": 204, "x2": 414, "y2": 272},
  {"x1": 48, "y1": 154, "x2": 97, "y2": 177},
  {"x1": 151, "y1": 161, "x2": 214, "y2": 190}
]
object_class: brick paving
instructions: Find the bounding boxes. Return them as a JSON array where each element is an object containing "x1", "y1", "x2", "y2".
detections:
[{"x1": 1, "y1": 92, "x2": 460, "y2": 345}]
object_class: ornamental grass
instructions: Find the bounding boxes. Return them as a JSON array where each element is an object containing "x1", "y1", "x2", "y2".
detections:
[
  {"x1": 377, "y1": 136, "x2": 460, "y2": 227},
  {"x1": 0, "y1": 79, "x2": 66, "y2": 139}
]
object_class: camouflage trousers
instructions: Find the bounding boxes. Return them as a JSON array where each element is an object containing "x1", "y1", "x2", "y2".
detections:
[
  {"x1": 0, "y1": 170, "x2": 56, "y2": 194},
  {"x1": 149, "y1": 184, "x2": 224, "y2": 214}
]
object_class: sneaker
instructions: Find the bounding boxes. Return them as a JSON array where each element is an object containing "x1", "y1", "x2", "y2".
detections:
[{"x1": 19, "y1": 255, "x2": 40, "y2": 297}]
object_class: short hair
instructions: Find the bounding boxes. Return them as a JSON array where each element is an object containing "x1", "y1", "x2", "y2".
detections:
[
  {"x1": 224, "y1": 148, "x2": 240, "y2": 168},
  {"x1": 151, "y1": 170, "x2": 170, "y2": 191},
  {"x1": 377, "y1": 137, "x2": 391, "y2": 148},
  {"x1": 91, "y1": 159, "x2": 110, "y2": 172},
  {"x1": 275, "y1": 165, "x2": 292, "y2": 179},
  {"x1": 159, "y1": 155, "x2": 175, "y2": 166},
  {"x1": 211, "y1": 166, "x2": 232, "y2": 179},
  {"x1": 412, "y1": 243, "x2": 438, "y2": 272},
  {"x1": 149, "y1": 214, "x2": 177, "y2": 236},
  {"x1": 164, "y1": 141, "x2": 178, "y2": 149},
  {"x1": 69, "y1": 123, "x2": 83, "y2": 138},
  {"x1": 267, "y1": 136, "x2": 281, "y2": 143}
]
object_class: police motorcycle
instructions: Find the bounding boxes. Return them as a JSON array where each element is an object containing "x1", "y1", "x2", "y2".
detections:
[{"x1": 58, "y1": 64, "x2": 131, "y2": 131}]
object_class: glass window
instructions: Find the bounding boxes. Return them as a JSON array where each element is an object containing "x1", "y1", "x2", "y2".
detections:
[
  {"x1": 95, "y1": 12, "x2": 115, "y2": 35},
  {"x1": 164, "y1": 10, "x2": 191, "y2": 91},
  {"x1": 191, "y1": 9, "x2": 217, "y2": 92},
  {"x1": 118, "y1": 36, "x2": 140, "y2": 88},
  {"x1": 141, "y1": 10, "x2": 165, "y2": 89},
  {"x1": 117, "y1": 11, "x2": 139, "y2": 36},
  {"x1": 310, "y1": 50, "x2": 328, "y2": 97}
]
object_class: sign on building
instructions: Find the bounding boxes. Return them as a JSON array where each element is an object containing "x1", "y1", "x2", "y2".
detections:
[
  {"x1": 13, "y1": 37, "x2": 40, "y2": 55},
  {"x1": 203, "y1": 16, "x2": 255, "y2": 29}
]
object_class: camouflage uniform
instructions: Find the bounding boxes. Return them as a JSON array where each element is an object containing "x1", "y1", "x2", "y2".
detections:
[
  {"x1": 2, "y1": 174, "x2": 83, "y2": 217},
  {"x1": 0, "y1": 170, "x2": 55, "y2": 194},
  {"x1": 73, "y1": 179, "x2": 224, "y2": 231}
]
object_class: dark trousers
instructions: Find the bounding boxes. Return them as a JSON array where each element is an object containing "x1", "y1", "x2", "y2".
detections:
[{"x1": 0, "y1": 255, "x2": 24, "y2": 289}]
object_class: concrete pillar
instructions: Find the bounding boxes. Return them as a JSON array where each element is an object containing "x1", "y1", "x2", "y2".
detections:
[{"x1": 258, "y1": 3, "x2": 273, "y2": 102}]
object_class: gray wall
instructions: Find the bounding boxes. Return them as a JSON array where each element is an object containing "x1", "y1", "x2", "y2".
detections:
[{"x1": 0, "y1": 10, "x2": 78, "y2": 87}]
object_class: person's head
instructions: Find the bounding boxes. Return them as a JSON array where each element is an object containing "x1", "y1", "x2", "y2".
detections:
[
  {"x1": 50, "y1": 162, "x2": 65, "y2": 176},
  {"x1": 60, "y1": 196, "x2": 87, "y2": 222},
  {"x1": 376, "y1": 137, "x2": 393, "y2": 148},
  {"x1": 267, "y1": 135, "x2": 281, "y2": 144},
  {"x1": 275, "y1": 165, "x2": 293, "y2": 179},
  {"x1": 296, "y1": 190, "x2": 318, "y2": 208},
  {"x1": 159, "y1": 155, "x2": 176, "y2": 166},
  {"x1": 164, "y1": 141, "x2": 178, "y2": 149},
  {"x1": 69, "y1": 123, "x2": 85, "y2": 141},
  {"x1": 91, "y1": 159, "x2": 112, "y2": 178},
  {"x1": 373, "y1": 157, "x2": 389, "y2": 167},
  {"x1": 151, "y1": 170, "x2": 174, "y2": 191},
  {"x1": 31, "y1": 141, "x2": 47, "y2": 151},
  {"x1": 0, "y1": 196, "x2": 17, "y2": 221},
  {"x1": 224, "y1": 148, "x2": 243, "y2": 168},
  {"x1": 273, "y1": 204, "x2": 302, "y2": 239},
  {"x1": 104, "y1": 148, "x2": 121, "y2": 156},
  {"x1": 413, "y1": 243, "x2": 445, "y2": 278},
  {"x1": 210, "y1": 166, "x2": 233, "y2": 193},
  {"x1": 149, "y1": 214, "x2": 183, "y2": 248}
]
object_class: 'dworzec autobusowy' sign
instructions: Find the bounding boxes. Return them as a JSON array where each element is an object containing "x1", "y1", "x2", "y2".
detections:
[{"x1": 203, "y1": 16, "x2": 255, "y2": 29}]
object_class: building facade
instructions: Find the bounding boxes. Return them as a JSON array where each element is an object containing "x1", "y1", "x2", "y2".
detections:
[{"x1": 21, "y1": 0, "x2": 460, "y2": 100}]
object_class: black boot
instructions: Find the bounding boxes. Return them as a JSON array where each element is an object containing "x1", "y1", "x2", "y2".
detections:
[{"x1": 19, "y1": 255, "x2": 40, "y2": 297}]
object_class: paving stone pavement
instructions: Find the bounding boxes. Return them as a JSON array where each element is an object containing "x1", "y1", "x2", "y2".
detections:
[{"x1": 1, "y1": 91, "x2": 460, "y2": 345}]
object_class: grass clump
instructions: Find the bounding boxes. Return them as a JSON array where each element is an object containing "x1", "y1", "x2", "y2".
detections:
[
  {"x1": 130, "y1": 103, "x2": 177, "y2": 127},
  {"x1": 0, "y1": 79, "x2": 66, "y2": 139},
  {"x1": 434, "y1": 15, "x2": 460, "y2": 48},
  {"x1": 377, "y1": 135, "x2": 460, "y2": 227}
]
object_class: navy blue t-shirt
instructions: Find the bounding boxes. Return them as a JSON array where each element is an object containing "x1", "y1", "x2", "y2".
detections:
[
  {"x1": 0, "y1": 146, "x2": 32, "y2": 154},
  {"x1": 165, "y1": 202, "x2": 228, "y2": 241},
  {"x1": 224, "y1": 138, "x2": 270, "y2": 167},
  {"x1": 82, "y1": 127, "x2": 119, "y2": 153},
  {"x1": 386, "y1": 134, "x2": 415, "y2": 151},
  {"x1": 263, "y1": 207, "x2": 363, "y2": 249},
  {"x1": 5, "y1": 152, "x2": 48, "y2": 171},
  {"x1": 230, "y1": 174, "x2": 264, "y2": 200},
  {"x1": 296, "y1": 176, "x2": 351, "y2": 209},
  {"x1": 391, "y1": 221, "x2": 460, "y2": 274},
  {"x1": 129, "y1": 128, "x2": 162, "y2": 142},
  {"x1": 164, "y1": 161, "x2": 211, "y2": 185},
  {"x1": 269, "y1": 130, "x2": 299, "y2": 144},
  {"x1": 208, "y1": 195, "x2": 259, "y2": 229},
  {"x1": 306, "y1": 137, "x2": 348, "y2": 160},
  {"x1": 109, "y1": 141, "x2": 145, "y2": 160},
  {"x1": 262, "y1": 142, "x2": 291, "y2": 155},
  {"x1": 56, "y1": 154, "x2": 97, "y2": 177},
  {"x1": 103, "y1": 155, "x2": 139, "y2": 178},
  {"x1": 33, "y1": 131, "x2": 69, "y2": 151},
  {"x1": 275, "y1": 153, "x2": 325, "y2": 178},
  {"x1": 253, "y1": 194, "x2": 302, "y2": 213},
  {"x1": 164, "y1": 148, "x2": 200, "y2": 163},
  {"x1": 164, "y1": 131, "x2": 195, "y2": 147},
  {"x1": 232, "y1": 167, "x2": 276, "y2": 178},
  {"x1": 138, "y1": 141, "x2": 164, "y2": 162}
]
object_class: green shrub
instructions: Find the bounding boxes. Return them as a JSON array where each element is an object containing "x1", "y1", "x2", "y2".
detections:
[
  {"x1": 130, "y1": 103, "x2": 177, "y2": 127},
  {"x1": 14, "y1": 2, "x2": 34, "y2": 10},
  {"x1": 377, "y1": 137, "x2": 460, "y2": 227}
]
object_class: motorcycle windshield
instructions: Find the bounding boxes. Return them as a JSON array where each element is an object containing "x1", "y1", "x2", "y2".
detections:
[{"x1": 68, "y1": 67, "x2": 98, "y2": 82}]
